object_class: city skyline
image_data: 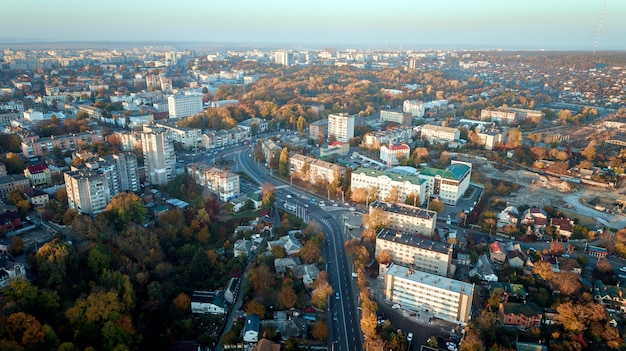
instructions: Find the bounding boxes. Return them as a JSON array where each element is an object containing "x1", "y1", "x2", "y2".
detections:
[{"x1": 2, "y1": 0, "x2": 626, "y2": 51}]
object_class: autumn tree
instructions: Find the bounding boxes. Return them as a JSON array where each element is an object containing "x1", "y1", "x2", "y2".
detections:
[
  {"x1": 555, "y1": 301, "x2": 606, "y2": 334},
  {"x1": 581, "y1": 140, "x2": 597, "y2": 161},
  {"x1": 103, "y1": 192, "x2": 147, "y2": 230},
  {"x1": 278, "y1": 147, "x2": 289, "y2": 176},
  {"x1": 5, "y1": 312, "x2": 46, "y2": 348},
  {"x1": 299, "y1": 240, "x2": 321, "y2": 264},
  {"x1": 10, "y1": 235, "x2": 25, "y2": 255},
  {"x1": 404, "y1": 192, "x2": 420, "y2": 207},
  {"x1": 4, "y1": 152, "x2": 25, "y2": 174},
  {"x1": 459, "y1": 325, "x2": 484, "y2": 351},
  {"x1": 351, "y1": 187, "x2": 368, "y2": 204},
  {"x1": 312, "y1": 321, "x2": 329, "y2": 341},
  {"x1": 245, "y1": 301, "x2": 266, "y2": 318},
  {"x1": 248, "y1": 265, "x2": 274, "y2": 294},
  {"x1": 311, "y1": 272, "x2": 333, "y2": 310},
  {"x1": 261, "y1": 182, "x2": 275, "y2": 207},
  {"x1": 507, "y1": 128, "x2": 522, "y2": 149},
  {"x1": 277, "y1": 285, "x2": 298, "y2": 309},
  {"x1": 36, "y1": 239, "x2": 79, "y2": 287},
  {"x1": 376, "y1": 250, "x2": 392, "y2": 265},
  {"x1": 384, "y1": 186, "x2": 399, "y2": 203},
  {"x1": 428, "y1": 198, "x2": 444, "y2": 214}
]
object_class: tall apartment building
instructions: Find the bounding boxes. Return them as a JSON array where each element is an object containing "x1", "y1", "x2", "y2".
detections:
[
  {"x1": 274, "y1": 50, "x2": 294, "y2": 66},
  {"x1": 64, "y1": 169, "x2": 110, "y2": 215},
  {"x1": 142, "y1": 125, "x2": 175, "y2": 186},
  {"x1": 328, "y1": 113, "x2": 355, "y2": 143},
  {"x1": 369, "y1": 201, "x2": 437, "y2": 236},
  {"x1": 383, "y1": 263, "x2": 474, "y2": 324},
  {"x1": 187, "y1": 162, "x2": 240, "y2": 201},
  {"x1": 289, "y1": 154, "x2": 346, "y2": 185},
  {"x1": 380, "y1": 144, "x2": 410, "y2": 166},
  {"x1": 376, "y1": 229, "x2": 451, "y2": 276},
  {"x1": 107, "y1": 153, "x2": 140, "y2": 193},
  {"x1": 363, "y1": 126, "x2": 414, "y2": 148},
  {"x1": 167, "y1": 94, "x2": 203, "y2": 119},
  {"x1": 420, "y1": 124, "x2": 460, "y2": 143},
  {"x1": 351, "y1": 168, "x2": 426, "y2": 206},
  {"x1": 419, "y1": 161, "x2": 472, "y2": 205},
  {"x1": 379, "y1": 110, "x2": 412, "y2": 126}
]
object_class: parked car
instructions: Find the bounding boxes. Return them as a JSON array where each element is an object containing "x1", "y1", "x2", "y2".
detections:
[
  {"x1": 407, "y1": 333, "x2": 413, "y2": 342},
  {"x1": 335, "y1": 292, "x2": 340, "y2": 300}
]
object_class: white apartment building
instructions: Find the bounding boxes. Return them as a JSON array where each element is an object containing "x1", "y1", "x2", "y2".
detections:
[
  {"x1": 383, "y1": 263, "x2": 474, "y2": 324},
  {"x1": 476, "y1": 128, "x2": 508, "y2": 150},
  {"x1": 64, "y1": 169, "x2": 110, "y2": 215},
  {"x1": 420, "y1": 124, "x2": 460, "y2": 143},
  {"x1": 380, "y1": 144, "x2": 410, "y2": 166},
  {"x1": 328, "y1": 113, "x2": 355, "y2": 143},
  {"x1": 363, "y1": 126, "x2": 414, "y2": 149},
  {"x1": 155, "y1": 122, "x2": 202, "y2": 150},
  {"x1": 142, "y1": 125, "x2": 175, "y2": 186},
  {"x1": 376, "y1": 229, "x2": 450, "y2": 276},
  {"x1": 351, "y1": 168, "x2": 426, "y2": 206},
  {"x1": 369, "y1": 201, "x2": 437, "y2": 236},
  {"x1": 403, "y1": 100, "x2": 425, "y2": 117},
  {"x1": 167, "y1": 94, "x2": 203, "y2": 119},
  {"x1": 187, "y1": 163, "x2": 240, "y2": 201},
  {"x1": 480, "y1": 107, "x2": 544, "y2": 126},
  {"x1": 289, "y1": 154, "x2": 345, "y2": 185},
  {"x1": 379, "y1": 110, "x2": 412, "y2": 126},
  {"x1": 418, "y1": 161, "x2": 472, "y2": 206},
  {"x1": 274, "y1": 50, "x2": 294, "y2": 66}
]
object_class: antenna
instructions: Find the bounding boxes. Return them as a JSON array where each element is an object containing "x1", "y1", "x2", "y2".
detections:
[{"x1": 593, "y1": 0, "x2": 607, "y2": 55}]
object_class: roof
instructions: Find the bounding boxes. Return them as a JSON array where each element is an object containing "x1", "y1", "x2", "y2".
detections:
[
  {"x1": 252, "y1": 338, "x2": 281, "y2": 351},
  {"x1": 385, "y1": 144, "x2": 410, "y2": 151},
  {"x1": 419, "y1": 162, "x2": 470, "y2": 181},
  {"x1": 353, "y1": 167, "x2": 424, "y2": 185},
  {"x1": 377, "y1": 229, "x2": 450, "y2": 254},
  {"x1": 489, "y1": 241, "x2": 506, "y2": 254},
  {"x1": 502, "y1": 302, "x2": 542, "y2": 317},
  {"x1": 551, "y1": 218, "x2": 573, "y2": 232},
  {"x1": 191, "y1": 290, "x2": 227, "y2": 308},
  {"x1": 386, "y1": 263, "x2": 474, "y2": 296},
  {"x1": 371, "y1": 201, "x2": 436, "y2": 220},
  {"x1": 26, "y1": 164, "x2": 49, "y2": 174},
  {"x1": 244, "y1": 314, "x2": 261, "y2": 333}
]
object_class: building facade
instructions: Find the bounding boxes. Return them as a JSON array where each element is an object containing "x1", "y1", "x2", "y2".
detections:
[
  {"x1": 289, "y1": 154, "x2": 345, "y2": 185},
  {"x1": 0, "y1": 175, "x2": 30, "y2": 199},
  {"x1": 328, "y1": 113, "x2": 355, "y2": 143},
  {"x1": 380, "y1": 110, "x2": 412, "y2": 126},
  {"x1": 363, "y1": 126, "x2": 414, "y2": 149},
  {"x1": 167, "y1": 94, "x2": 203, "y2": 119},
  {"x1": 187, "y1": 163, "x2": 240, "y2": 201},
  {"x1": 420, "y1": 124, "x2": 460, "y2": 143},
  {"x1": 24, "y1": 164, "x2": 52, "y2": 187},
  {"x1": 351, "y1": 168, "x2": 426, "y2": 206},
  {"x1": 155, "y1": 122, "x2": 202, "y2": 150},
  {"x1": 309, "y1": 119, "x2": 328, "y2": 141},
  {"x1": 64, "y1": 169, "x2": 110, "y2": 215},
  {"x1": 142, "y1": 125, "x2": 175, "y2": 185},
  {"x1": 418, "y1": 161, "x2": 472, "y2": 205},
  {"x1": 376, "y1": 229, "x2": 451, "y2": 276},
  {"x1": 480, "y1": 107, "x2": 544, "y2": 126},
  {"x1": 21, "y1": 131, "x2": 103, "y2": 157},
  {"x1": 0, "y1": 109, "x2": 22, "y2": 126},
  {"x1": 383, "y1": 263, "x2": 474, "y2": 324},
  {"x1": 369, "y1": 201, "x2": 437, "y2": 236},
  {"x1": 380, "y1": 144, "x2": 410, "y2": 166}
]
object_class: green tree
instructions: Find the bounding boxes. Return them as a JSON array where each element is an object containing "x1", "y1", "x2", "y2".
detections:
[
  {"x1": 103, "y1": 192, "x2": 147, "y2": 230},
  {"x1": 10, "y1": 235, "x2": 25, "y2": 255},
  {"x1": 5, "y1": 152, "x2": 25, "y2": 174},
  {"x1": 278, "y1": 147, "x2": 289, "y2": 176},
  {"x1": 36, "y1": 239, "x2": 79, "y2": 287}
]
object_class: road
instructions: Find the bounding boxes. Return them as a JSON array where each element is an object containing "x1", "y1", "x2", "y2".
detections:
[{"x1": 234, "y1": 148, "x2": 362, "y2": 351}]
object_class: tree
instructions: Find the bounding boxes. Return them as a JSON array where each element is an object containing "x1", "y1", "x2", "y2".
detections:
[
  {"x1": 507, "y1": 128, "x2": 522, "y2": 148},
  {"x1": 404, "y1": 192, "x2": 420, "y2": 207},
  {"x1": 5, "y1": 152, "x2": 25, "y2": 174},
  {"x1": 376, "y1": 250, "x2": 392, "y2": 265},
  {"x1": 36, "y1": 239, "x2": 79, "y2": 287},
  {"x1": 5, "y1": 312, "x2": 46, "y2": 347},
  {"x1": 103, "y1": 192, "x2": 147, "y2": 230},
  {"x1": 277, "y1": 285, "x2": 298, "y2": 309},
  {"x1": 261, "y1": 182, "x2": 275, "y2": 207},
  {"x1": 581, "y1": 140, "x2": 597, "y2": 161},
  {"x1": 312, "y1": 321, "x2": 329, "y2": 341},
  {"x1": 248, "y1": 265, "x2": 274, "y2": 294},
  {"x1": 296, "y1": 116, "x2": 306, "y2": 133},
  {"x1": 428, "y1": 198, "x2": 444, "y2": 214},
  {"x1": 10, "y1": 235, "x2": 25, "y2": 255},
  {"x1": 298, "y1": 240, "x2": 321, "y2": 264},
  {"x1": 245, "y1": 301, "x2": 266, "y2": 318},
  {"x1": 278, "y1": 147, "x2": 289, "y2": 176},
  {"x1": 384, "y1": 186, "x2": 399, "y2": 203},
  {"x1": 351, "y1": 188, "x2": 368, "y2": 204},
  {"x1": 173, "y1": 293, "x2": 191, "y2": 313},
  {"x1": 459, "y1": 325, "x2": 484, "y2": 351},
  {"x1": 555, "y1": 301, "x2": 605, "y2": 334}
]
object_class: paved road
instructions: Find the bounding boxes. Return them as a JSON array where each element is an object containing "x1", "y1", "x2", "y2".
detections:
[{"x1": 235, "y1": 149, "x2": 362, "y2": 351}]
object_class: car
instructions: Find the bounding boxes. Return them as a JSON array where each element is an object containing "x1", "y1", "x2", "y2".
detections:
[
  {"x1": 349, "y1": 207, "x2": 356, "y2": 211},
  {"x1": 333, "y1": 204, "x2": 338, "y2": 207},
  {"x1": 392, "y1": 304, "x2": 401, "y2": 309},
  {"x1": 620, "y1": 267, "x2": 626, "y2": 273},
  {"x1": 286, "y1": 194, "x2": 292, "y2": 199},
  {"x1": 333, "y1": 313, "x2": 338, "y2": 321},
  {"x1": 335, "y1": 292, "x2": 340, "y2": 300},
  {"x1": 304, "y1": 204, "x2": 309, "y2": 208},
  {"x1": 326, "y1": 240, "x2": 330, "y2": 246},
  {"x1": 407, "y1": 333, "x2": 413, "y2": 342},
  {"x1": 562, "y1": 253, "x2": 570, "y2": 258}
]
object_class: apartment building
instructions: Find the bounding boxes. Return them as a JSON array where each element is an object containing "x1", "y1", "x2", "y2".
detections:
[
  {"x1": 403, "y1": 100, "x2": 425, "y2": 117},
  {"x1": 289, "y1": 154, "x2": 345, "y2": 185},
  {"x1": 380, "y1": 144, "x2": 410, "y2": 166},
  {"x1": 418, "y1": 161, "x2": 472, "y2": 206},
  {"x1": 21, "y1": 131, "x2": 103, "y2": 157},
  {"x1": 0, "y1": 109, "x2": 22, "y2": 126},
  {"x1": 383, "y1": 263, "x2": 474, "y2": 324},
  {"x1": 309, "y1": 119, "x2": 328, "y2": 141},
  {"x1": 167, "y1": 93, "x2": 203, "y2": 119},
  {"x1": 24, "y1": 164, "x2": 52, "y2": 187},
  {"x1": 369, "y1": 201, "x2": 437, "y2": 236},
  {"x1": 64, "y1": 169, "x2": 110, "y2": 215},
  {"x1": 202, "y1": 127, "x2": 248, "y2": 149},
  {"x1": 187, "y1": 162, "x2": 240, "y2": 201},
  {"x1": 351, "y1": 168, "x2": 426, "y2": 206},
  {"x1": 274, "y1": 50, "x2": 294, "y2": 66},
  {"x1": 155, "y1": 122, "x2": 202, "y2": 150},
  {"x1": 363, "y1": 126, "x2": 414, "y2": 149},
  {"x1": 420, "y1": 124, "x2": 459, "y2": 143},
  {"x1": 107, "y1": 153, "x2": 140, "y2": 193},
  {"x1": 238, "y1": 117, "x2": 268, "y2": 134},
  {"x1": 476, "y1": 128, "x2": 508, "y2": 150},
  {"x1": 0, "y1": 175, "x2": 30, "y2": 199},
  {"x1": 142, "y1": 125, "x2": 175, "y2": 186},
  {"x1": 480, "y1": 107, "x2": 544, "y2": 126},
  {"x1": 376, "y1": 229, "x2": 451, "y2": 276},
  {"x1": 328, "y1": 113, "x2": 355, "y2": 143},
  {"x1": 379, "y1": 110, "x2": 412, "y2": 126},
  {"x1": 261, "y1": 139, "x2": 282, "y2": 166}
]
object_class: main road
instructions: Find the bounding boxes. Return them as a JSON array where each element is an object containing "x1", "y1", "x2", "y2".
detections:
[{"x1": 234, "y1": 149, "x2": 362, "y2": 351}]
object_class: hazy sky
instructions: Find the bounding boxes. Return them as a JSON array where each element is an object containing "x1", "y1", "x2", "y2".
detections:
[{"x1": 3, "y1": 0, "x2": 625, "y2": 50}]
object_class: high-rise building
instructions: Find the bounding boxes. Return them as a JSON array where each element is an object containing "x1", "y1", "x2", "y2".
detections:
[
  {"x1": 328, "y1": 113, "x2": 355, "y2": 143},
  {"x1": 64, "y1": 169, "x2": 110, "y2": 215},
  {"x1": 142, "y1": 125, "x2": 175, "y2": 186},
  {"x1": 167, "y1": 94, "x2": 203, "y2": 119},
  {"x1": 274, "y1": 50, "x2": 294, "y2": 66}
]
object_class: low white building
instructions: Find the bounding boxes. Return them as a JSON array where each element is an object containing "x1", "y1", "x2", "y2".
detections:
[
  {"x1": 191, "y1": 290, "x2": 227, "y2": 315},
  {"x1": 351, "y1": 168, "x2": 426, "y2": 206},
  {"x1": 290, "y1": 154, "x2": 345, "y2": 185},
  {"x1": 420, "y1": 124, "x2": 459, "y2": 143},
  {"x1": 187, "y1": 163, "x2": 240, "y2": 201},
  {"x1": 380, "y1": 144, "x2": 410, "y2": 166}
]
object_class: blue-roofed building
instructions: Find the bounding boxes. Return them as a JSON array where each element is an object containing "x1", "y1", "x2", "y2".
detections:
[
  {"x1": 417, "y1": 160, "x2": 472, "y2": 205},
  {"x1": 351, "y1": 168, "x2": 427, "y2": 206},
  {"x1": 244, "y1": 314, "x2": 261, "y2": 343}
]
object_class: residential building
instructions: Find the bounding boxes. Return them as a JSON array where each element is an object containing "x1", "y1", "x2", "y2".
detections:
[
  {"x1": 498, "y1": 302, "x2": 543, "y2": 329},
  {"x1": 21, "y1": 131, "x2": 103, "y2": 157},
  {"x1": 190, "y1": 290, "x2": 227, "y2": 315},
  {"x1": 267, "y1": 234, "x2": 302, "y2": 256},
  {"x1": 420, "y1": 124, "x2": 459, "y2": 143},
  {"x1": 210, "y1": 99, "x2": 239, "y2": 108},
  {"x1": 167, "y1": 94, "x2": 203, "y2": 119},
  {"x1": 550, "y1": 218, "x2": 574, "y2": 239},
  {"x1": 380, "y1": 110, "x2": 412, "y2": 126},
  {"x1": 0, "y1": 175, "x2": 30, "y2": 199},
  {"x1": 320, "y1": 141, "x2": 350, "y2": 157},
  {"x1": 351, "y1": 168, "x2": 426, "y2": 206},
  {"x1": 244, "y1": 314, "x2": 261, "y2": 343},
  {"x1": 376, "y1": 229, "x2": 451, "y2": 276},
  {"x1": 72, "y1": 152, "x2": 140, "y2": 196},
  {"x1": 521, "y1": 207, "x2": 548, "y2": 227},
  {"x1": 202, "y1": 127, "x2": 249, "y2": 149},
  {"x1": 592, "y1": 280, "x2": 626, "y2": 313},
  {"x1": 261, "y1": 139, "x2": 282, "y2": 167},
  {"x1": 289, "y1": 154, "x2": 345, "y2": 185},
  {"x1": 0, "y1": 254, "x2": 26, "y2": 289},
  {"x1": 370, "y1": 201, "x2": 437, "y2": 236},
  {"x1": 469, "y1": 254, "x2": 499, "y2": 282},
  {"x1": 24, "y1": 164, "x2": 52, "y2": 187},
  {"x1": 403, "y1": 100, "x2": 425, "y2": 117},
  {"x1": 328, "y1": 113, "x2": 355, "y2": 143},
  {"x1": 24, "y1": 188, "x2": 49, "y2": 209},
  {"x1": 476, "y1": 128, "x2": 508, "y2": 150},
  {"x1": 78, "y1": 105, "x2": 103, "y2": 120},
  {"x1": 418, "y1": 161, "x2": 472, "y2": 205},
  {"x1": 142, "y1": 125, "x2": 175, "y2": 185},
  {"x1": 0, "y1": 109, "x2": 21, "y2": 126},
  {"x1": 155, "y1": 122, "x2": 201, "y2": 150},
  {"x1": 383, "y1": 263, "x2": 474, "y2": 324},
  {"x1": 363, "y1": 126, "x2": 414, "y2": 148},
  {"x1": 489, "y1": 241, "x2": 507, "y2": 264},
  {"x1": 187, "y1": 162, "x2": 240, "y2": 201},
  {"x1": 0, "y1": 212, "x2": 21, "y2": 232},
  {"x1": 380, "y1": 144, "x2": 410, "y2": 166},
  {"x1": 238, "y1": 117, "x2": 268, "y2": 134},
  {"x1": 480, "y1": 107, "x2": 544, "y2": 126},
  {"x1": 497, "y1": 206, "x2": 519, "y2": 230},
  {"x1": 274, "y1": 50, "x2": 293, "y2": 66},
  {"x1": 64, "y1": 169, "x2": 110, "y2": 215},
  {"x1": 309, "y1": 119, "x2": 328, "y2": 141}
]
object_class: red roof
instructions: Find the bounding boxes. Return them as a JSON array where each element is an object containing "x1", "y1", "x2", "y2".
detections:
[
  {"x1": 387, "y1": 144, "x2": 410, "y2": 151},
  {"x1": 26, "y1": 164, "x2": 48, "y2": 174},
  {"x1": 551, "y1": 218, "x2": 573, "y2": 232},
  {"x1": 329, "y1": 141, "x2": 344, "y2": 147}
]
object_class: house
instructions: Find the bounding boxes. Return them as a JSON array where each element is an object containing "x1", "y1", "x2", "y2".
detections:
[
  {"x1": 230, "y1": 194, "x2": 261, "y2": 213},
  {"x1": 489, "y1": 241, "x2": 507, "y2": 264},
  {"x1": 521, "y1": 207, "x2": 548, "y2": 227},
  {"x1": 0, "y1": 254, "x2": 26, "y2": 288},
  {"x1": 558, "y1": 257, "x2": 582, "y2": 274},
  {"x1": 499, "y1": 302, "x2": 543, "y2": 329},
  {"x1": 497, "y1": 206, "x2": 519, "y2": 229},
  {"x1": 190, "y1": 290, "x2": 227, "y2": 315},
  {"x1": 469, "y1": 254, "x2": 498, "y2": 282},
  {"x1": 489, "y1": 282, "x2": 528, "y2": 303},
  {"x1": 251, "y1": 338, "x2": 280, "y2": 351},
  {"x1": 24, "y1": 187, "x2": 50, "y2": 209},
  {"x1": 291, "y1": 264, "x2": 320, "y2": 287},
  {"x1": 592, "y1": 280, "x2": 626, "y2": 313},
  {"x1": 507, "y1": 251, "x2": 526, "y2": 269},
  {"x1": 0, "y1": 212, "x2": 21, "y2": 232},
  {"x1": 550, "y1": 218, "x2": 574, "y2": 239},
  {"x1": 243, "y1": 314, "x2": 260, "y2": 343},
  {"x1": 274, "y1": 257, "x2": 301, "y2": 276},
  {"x1": 233, "y1": 239, "x2": 254, "y2": 258},
  {"x1": 224, "y1": 277, "x2": 240, "y2": 304},
  {"x1": 267, "y1": 234, "x2": 302, "y2": 256}
]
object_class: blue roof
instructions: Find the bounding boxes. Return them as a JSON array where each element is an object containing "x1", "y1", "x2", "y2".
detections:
[
  {"x1": 446, "y1": 163, "x2": 471, "y2": 180},
  {"x1": 244, "y1": 314, "x2": 260, "y2": 332}
]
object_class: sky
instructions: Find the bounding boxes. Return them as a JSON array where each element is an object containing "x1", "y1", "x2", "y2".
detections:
[{"x1": 2, "y1": 0, "x2": 625, "y2": 50}]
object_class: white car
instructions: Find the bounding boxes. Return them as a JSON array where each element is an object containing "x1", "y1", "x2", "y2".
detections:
[
  {"x1": 392, "y1": 304, "x2": 401, "y2": 309},
  {"x1": 620, "y1": 267, "x2": 626, "y2": 273},
  {"x1": 286, "y1": 194, "x2": 292, "y2": 199},
  {"x1": 407, "y1": 333, "x2": 413, "y2": 342}
]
